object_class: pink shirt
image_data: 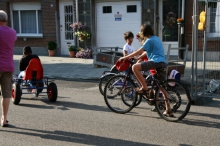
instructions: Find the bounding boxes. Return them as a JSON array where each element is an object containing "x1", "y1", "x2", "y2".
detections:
[{"x1": 0, "y1": 26, "x2": 17, "y2": 72}]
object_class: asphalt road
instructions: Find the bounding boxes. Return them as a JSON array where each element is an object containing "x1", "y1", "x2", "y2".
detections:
[{"x1": 0, "y1": 79, "x2": 220, "y2": 146}]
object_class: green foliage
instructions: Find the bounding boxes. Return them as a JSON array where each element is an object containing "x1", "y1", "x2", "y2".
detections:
[
  {"x1": 68, "y1": 45, "x2": 78, "y2": 51},
  {"x1": 47, "y1": 41, "x2": 57, "y2": 50}
]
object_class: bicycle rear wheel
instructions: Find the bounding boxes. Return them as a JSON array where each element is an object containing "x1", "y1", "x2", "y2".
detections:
[
  {"x1": 154, "y1": 79, "x2": 191, "y2": 122},
  {"x1": 104, "y1": 75, "x2": 137, "y2": 114}
]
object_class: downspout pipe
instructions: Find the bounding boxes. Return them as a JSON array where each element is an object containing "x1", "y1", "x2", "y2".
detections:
[
  {"x1": 76, "y1": 0, "x2": 79, "y2": 22},
  {"x1": 75, "y1": 0, "x2": 79, "y2": 47},
  {"x1": 181, "y1": 0, "x2": 185, "y2": 34}
]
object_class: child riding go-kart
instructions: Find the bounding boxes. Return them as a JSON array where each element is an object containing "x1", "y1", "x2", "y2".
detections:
[{"x1": 12, "y1": 58, "x2": 58, "y2": 105}]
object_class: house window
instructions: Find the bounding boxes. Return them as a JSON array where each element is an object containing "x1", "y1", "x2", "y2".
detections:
[
  {"x1": 210, "y1": 7, "x2": 216, "y2": 33},
  {"x1": 103, "y1": 6, "x2": 112, "y2": 13},
  {"x1": 11, "y1": 2, "x2": 43, "y2": 37},
  {"x1": 127, "y1": 5, "x2": 137, "y2": 13},
  {"x1": 206, "y1": 2, "x2": 220, "y2": 39}
]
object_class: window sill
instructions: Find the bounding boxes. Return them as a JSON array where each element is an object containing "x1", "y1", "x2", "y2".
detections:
[
  {"x1": 206, "y1": 33, "x2": 220, "y2": 40},
  {"x1": 17, "y1": 34, "x2": 44, "y2": 38}
]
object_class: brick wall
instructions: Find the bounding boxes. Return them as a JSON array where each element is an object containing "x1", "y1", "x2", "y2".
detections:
[
  {"x1": 0, "y1": 0, "x2": 61, "y2": 55},
  {"x1": 1, "y1": 0, "x2": 78, "y2": 55}
]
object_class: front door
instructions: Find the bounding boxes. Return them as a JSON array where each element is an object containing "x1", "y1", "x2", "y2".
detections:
[
  {"x1": 59, "y1": 2, "x2": 75, "y2": 55},
  {"x1": 159, "y1": 0, "x2": 179, "y2": 55}
]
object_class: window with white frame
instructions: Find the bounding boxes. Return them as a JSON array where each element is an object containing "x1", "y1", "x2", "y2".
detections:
[
  {"x1": 11, "y1": 2, "x2": 43, "y2": 37},
  {"x1": 207, "y1": 2, "x2": 220, "y2": 38}
]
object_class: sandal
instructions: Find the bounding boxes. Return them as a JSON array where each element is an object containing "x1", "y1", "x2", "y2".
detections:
[
  {"x1": 163, "y1": 110, "x2": 174, "y2": 117},
  {"x1": 1, "y1": 119, "x2": 9, "y2": 127},
  {"x1": 135, "y1": 88, "x2": 150, "y2": 95},
  {"x1": 135, "y1": 88, "x2": 154, "y2": 99}
]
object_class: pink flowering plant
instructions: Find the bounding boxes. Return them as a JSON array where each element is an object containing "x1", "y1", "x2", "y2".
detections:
[
  {"x1": 70, "y1": 22, "x2": 84, "y2": 30},
  {"x1": 70, "y1": 22, "x2": 90, "y2": 42},
  {"x1": 75, "y1": 47, "x2": 93, "y2": 59}
]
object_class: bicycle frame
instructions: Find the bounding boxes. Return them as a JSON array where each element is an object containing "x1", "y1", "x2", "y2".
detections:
[{"x1": 116, "y1": 59, "x2": 171, "y2": 102}]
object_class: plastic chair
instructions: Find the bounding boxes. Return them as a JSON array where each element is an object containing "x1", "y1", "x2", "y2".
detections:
[{"x1": 23, "y1": 58, "x2": 43, "y2": 80}]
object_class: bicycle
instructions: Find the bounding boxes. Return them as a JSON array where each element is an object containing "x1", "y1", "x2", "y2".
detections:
[
  {"x1": 99, "y1": 64, "x2": 150, "y2": 107},
  {"x1": 99, "y1": 65, "x2": 121, "y2": 96},
  {"x1": 103, "y1": 59, "x2": 191, "y2": 122}
]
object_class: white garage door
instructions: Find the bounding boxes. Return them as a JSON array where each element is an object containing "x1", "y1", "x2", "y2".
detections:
[{"x1": 96, "y1": 1, "x2": 141, "y2": 51}]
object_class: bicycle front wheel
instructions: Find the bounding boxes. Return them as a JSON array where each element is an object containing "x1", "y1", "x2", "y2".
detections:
[
  {"x1": 104, "y1": 75, "x2": 137, "y2": 114},
  {"x1": 155, "y1": 79, "x2": 191, "y2": 122},
  {"x1": 99, "y1": 74, "x2": 115, "y2": 95}
]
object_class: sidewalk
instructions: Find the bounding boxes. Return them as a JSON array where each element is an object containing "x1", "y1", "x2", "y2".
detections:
[
  {"x1": 14, "y1": 55, "x2": 193, "y2": 81},
  {"x1": 13, "y1": 55, "x2": 108, "y2": 80}
]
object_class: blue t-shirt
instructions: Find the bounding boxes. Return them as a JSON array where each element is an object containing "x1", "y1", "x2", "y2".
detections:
[{"x1": 141, "y1": 36, "x2": 167, "y2": 63}]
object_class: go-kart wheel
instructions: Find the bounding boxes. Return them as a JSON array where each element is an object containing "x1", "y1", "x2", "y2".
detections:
[
  {"x1": 47, "y1": 82, "x2": 57, "y2": 102},
  {"x1": 11, "y1": 83, "x2": 21, "y2": 105}
]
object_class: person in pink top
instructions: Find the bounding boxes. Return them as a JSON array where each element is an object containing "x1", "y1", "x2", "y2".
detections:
[{"x1": 0, "y1": 10, "x2": 17, "y2": 127}]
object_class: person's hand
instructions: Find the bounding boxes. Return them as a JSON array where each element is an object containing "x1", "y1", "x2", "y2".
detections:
[
  {"x1": 134, "y1": 56, "x2": 139, "y2": 60},
  {"x1": 118, "y1": 56, "x2": 127, "y2": 62}
]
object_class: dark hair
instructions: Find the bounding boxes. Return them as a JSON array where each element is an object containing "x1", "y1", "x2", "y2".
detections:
[
  {"x1": 140, "y1": 24, "x2": 154, "y2": 37},
  {"x1": 23, "y1": 46, "x2": 32, "y2": 55},
  {"x1": 124, "y1": 31, "x2": 134, "y2": 40}
]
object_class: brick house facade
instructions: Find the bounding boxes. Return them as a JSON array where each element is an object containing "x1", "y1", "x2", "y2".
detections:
[
  {"x1": 0, "y1": 0, "x2": 63, "y2": 55},
  {"x1": 1, "y1": 0, "x2": 219, "y2": 59}
]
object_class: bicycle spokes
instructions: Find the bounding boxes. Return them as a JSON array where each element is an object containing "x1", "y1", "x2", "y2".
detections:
[{"x1": 154, "y1": 79, "x2": 191, "y2": 122}]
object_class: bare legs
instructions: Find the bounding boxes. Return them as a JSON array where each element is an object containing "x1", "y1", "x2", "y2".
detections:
[
  {"x1": 132, "y1": 63, "x2": 148, "y2": 90},
  {"x1": 1, "y1": 97, "x2": 10, "y2": 124},
  {"x1": 132, "y1": 63, "x2": 172, "y2": 115}
]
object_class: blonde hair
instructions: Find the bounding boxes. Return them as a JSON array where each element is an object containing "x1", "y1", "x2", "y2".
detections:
[{"x1": 0, "y1": 10, "x2": 8, "y2": 22}]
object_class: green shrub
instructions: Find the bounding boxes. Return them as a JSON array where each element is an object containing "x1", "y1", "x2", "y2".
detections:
[
  {"x1": 47, "y1": 41, "x2": 57, "y2": 50},
  {"x1": 68, "y1": 45, "x2": 78, "y2": 51}
]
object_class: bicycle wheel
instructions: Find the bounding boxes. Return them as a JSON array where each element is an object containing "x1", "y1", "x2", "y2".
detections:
[
  {"x1": 104, "y1": 75, "x2": 137, "y2": 114},
  {"x1": 99, "y1": 74, "x2": 115, "y2": 95},
  {"x1": 121, "y1": 87, "x2": 142, "y2": 107},
  {"x1": 154, "y1": 79, "x2": 191, "y2": 122}
]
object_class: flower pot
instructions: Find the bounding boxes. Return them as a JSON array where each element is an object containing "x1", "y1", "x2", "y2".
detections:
[
  {"x1": 48, "y1": 50, "x2": 56, "y2": 56},
  {"x1": 69, "y1": 51, "x2": 76, "y2": 58}
]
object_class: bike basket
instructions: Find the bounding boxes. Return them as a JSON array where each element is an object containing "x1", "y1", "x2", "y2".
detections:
[{"x1": 115, "y1": 60, "x2": 130, "y2": 71}]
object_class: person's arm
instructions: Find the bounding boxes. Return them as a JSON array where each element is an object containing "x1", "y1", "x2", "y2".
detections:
[
  {"x1": 123, "y1": 45, "x2": 128, "y2": 56},
  {"x1": 137, "y1": 51, "x2": 147, "y2": 60},
  {"x1": 119, "y1": 48, "x2": 144, "y2": 61},
  {"x1": 123, "y1": 50, "x2": 128, "y2": 56}
]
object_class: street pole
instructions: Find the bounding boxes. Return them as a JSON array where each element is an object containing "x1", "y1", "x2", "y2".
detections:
[
  {"x1": 191, "y1": 0, "x2": 198, "y2": 99},
  {"x1": 202, "y1": 0, "x2": 208, "y2": 95}
]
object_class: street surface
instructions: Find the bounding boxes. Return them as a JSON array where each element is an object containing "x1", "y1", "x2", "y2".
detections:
[{"x1": 0, "y1": 79, "x2": 220, "y2": 146}]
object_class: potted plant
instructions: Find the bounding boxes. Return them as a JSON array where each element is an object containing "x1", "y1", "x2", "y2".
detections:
[
  {"x1": 74, "y1": 31, "x2": 90, "y2": 42},
  {"x1": 68, "y1": 45, "x2": 78, "y2": 58},
  {"x1": 70, "y1": 22, "x2": 90, "y2": 42},
  {"x1": 47, "y1": 41, "x2": 57, "y2": 56}
]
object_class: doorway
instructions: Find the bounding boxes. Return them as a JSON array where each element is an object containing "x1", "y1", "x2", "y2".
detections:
[
  {"x1": 59, "y1": 2, "x2": 75, "y2": 55},
  {"x1": 158, "y1": 0, "x2": 179, "y2": 55}
]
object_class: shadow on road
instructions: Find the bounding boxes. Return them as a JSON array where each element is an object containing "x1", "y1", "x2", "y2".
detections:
[
  {"x1": 182, "y1": 98, "x2": 220, "y2": 129},
  {"x1": 19, "y1": 96, "x2": 111, "y2": 113},
  {"x1": 2, "y1": 126, "x2": 159, "y2": 146},
  {"x1": 183, "y1": 118, "x2": 220, "y2": 129}
]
